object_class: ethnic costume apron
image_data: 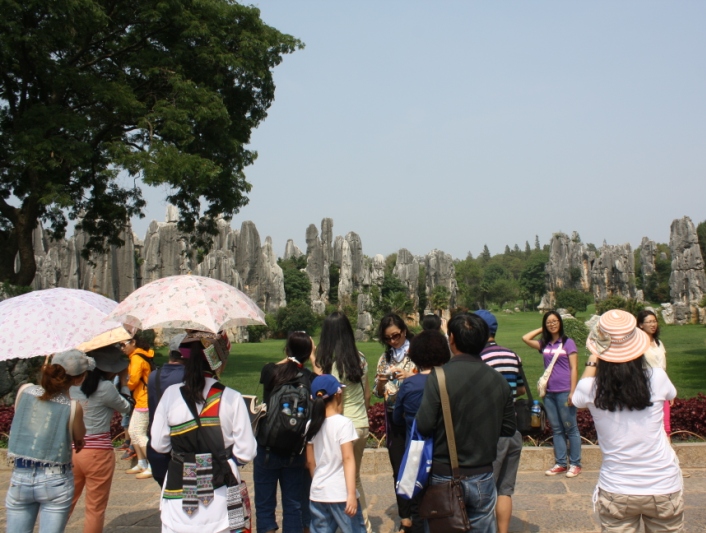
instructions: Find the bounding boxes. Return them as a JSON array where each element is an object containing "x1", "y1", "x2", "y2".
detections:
[{"x1": 164, "y1": 382, "x2": 251, "y2": 532}]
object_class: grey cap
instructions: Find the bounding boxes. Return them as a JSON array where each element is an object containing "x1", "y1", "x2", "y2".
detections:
[
  {"x1": 53, "y1": 349, "x2": 96, "y2": 376},
  {"x1": 169, "y1": 333, "x2": 188, "y2": 354},
  {"x1": 89, "y1": 345, "x2": 129, "y2": 373}
]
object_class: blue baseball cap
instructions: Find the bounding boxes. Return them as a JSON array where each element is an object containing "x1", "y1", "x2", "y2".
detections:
[
  {"x1": 311, "y1": 374, "x2": 346, "y2": 400},
  {"x1": 475, "y1": 310, "x2": 498, "y2": 336}
]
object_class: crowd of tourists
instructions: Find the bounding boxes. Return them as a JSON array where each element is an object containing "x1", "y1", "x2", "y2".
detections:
[{"x1": 4, "y1": 307, "x2": 685, "y2": 533}]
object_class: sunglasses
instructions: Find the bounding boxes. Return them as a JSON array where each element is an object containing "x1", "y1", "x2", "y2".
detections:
[{"x1": 383, "y1": 332, "x2": 403, "y2": 343}]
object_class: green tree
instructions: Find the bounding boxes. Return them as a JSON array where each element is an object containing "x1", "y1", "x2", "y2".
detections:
[
  {"x1": 519, "y1": 251, "x2": 549, "y2": 305},
  {"x1": 534, "y1": 235, "x2": 541, "y2": 251},
  {"x1": 279, "y1": 258, "x2": 311, "y2": 304},
  {"x1": 430, "y1": 285, "x2": 450, "y2": 313},
  {"x1": 0, "y1": 0, "x2": 302, "y2": 285},
  {"x1": 480, "y1": 245, "x2": 491, "y2": 263},
  {"x1": 555, "y1": 288, "x2": 592, "y2": 315},
  {"x1": 274, "y1": 301, "x2": 318, "y2": 337}
]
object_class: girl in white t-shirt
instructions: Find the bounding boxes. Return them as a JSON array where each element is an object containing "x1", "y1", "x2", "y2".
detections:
[{"x1": 306, "y1": 374, "x2": 366, "y2": 533}]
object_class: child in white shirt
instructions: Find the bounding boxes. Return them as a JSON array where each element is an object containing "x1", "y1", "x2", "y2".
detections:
[{"x1": 306, "y1": 374, "x2": 365, "y2": 533}]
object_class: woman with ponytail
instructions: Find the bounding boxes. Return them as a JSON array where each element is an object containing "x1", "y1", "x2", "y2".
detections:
[
  {"x1": 306, "y1": 374, "x2": 365, "y2": 533},
  {"x1": 151, "y1": 332, "x2": 257, "y2": 533},
  {"x1": 6, "y1": 350, "x2": 92, "y2": 532},
  {"x1": 69, "y1": 345, "x2": 132, "y2": 532},
  {"x1": 254, "y1": 331, "x2": 316, "y2": 533}
]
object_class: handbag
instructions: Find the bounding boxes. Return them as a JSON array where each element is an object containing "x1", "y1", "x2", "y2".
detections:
[
  {"x1": 514, "y1": 362, "x2": 546, "y2": 437},
  {"x1": 396, "y1": 418, "x2": 434, "y2": 499},
  {"x1": 242, "y1": 394, "x2": 267, "y2": 435},
  {"x1": 418, "y1": 367, "x2": 471, "y2": 533},
  {"x1": 536, "y1": 342, "x2": 562, "y2": 398}
]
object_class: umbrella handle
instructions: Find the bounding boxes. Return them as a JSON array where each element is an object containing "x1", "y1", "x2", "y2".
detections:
[{"x1": 44, "y1": 355, "x2": 51, "y2": 367}]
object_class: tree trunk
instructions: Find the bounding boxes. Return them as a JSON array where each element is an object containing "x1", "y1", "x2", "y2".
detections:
[{"x1": 0, "y1": 203, "x2": 39, "y2": 287}]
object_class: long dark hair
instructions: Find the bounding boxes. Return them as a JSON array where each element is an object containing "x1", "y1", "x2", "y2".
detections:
[
  {"x1": 540, "y1": 311, "x2": 567, "y2": 349},
  {"x1": 306, "y1": 394, "x2": 334, "y2": 441},
  {"x1": 377, "y1": 313, "x2": 414, "y2": 363},
  {"x1": 80, "y1": 368, "x2": 107, "y2": 398},
  {"x1": 316, "y1": 312, "x2": 363, "y2": 383},
  {"x1": 594, "y1": 356, "x2": 654, "y2": 412},
  {"x1": 271, "y1": 332, "x2": 313, "y2": 389},
  {"x1": 636, "y1": 310, "x2": 661, "y2": 346},
  {"x1": 182, "y1": 341, "x2": 209, "y2": 405}
]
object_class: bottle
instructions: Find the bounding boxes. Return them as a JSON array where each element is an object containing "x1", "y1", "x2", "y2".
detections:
[
  {"x1": 297, "y1": 406, "x2": 305, "y2": 418},
  {"x1": 530, "y1": 400, "x2": 541, "y2": 428},
  {"x1": 282, "y1": 403, "x2": 292, "y2": 416}
]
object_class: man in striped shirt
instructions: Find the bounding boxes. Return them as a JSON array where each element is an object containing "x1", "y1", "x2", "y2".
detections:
[{"x1": 476, "y1": 310, "x2": 525, "y2": 533}]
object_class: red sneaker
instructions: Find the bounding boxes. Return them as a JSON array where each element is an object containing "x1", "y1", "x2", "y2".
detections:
[
  {"x1": 545, "y1": 464, "x2": 568, "y2": 476},
  {"x1": 566, "y1": 465, "x2": 582, "y2": 478}
]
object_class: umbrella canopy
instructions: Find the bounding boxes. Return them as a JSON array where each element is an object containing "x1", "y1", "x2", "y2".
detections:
[
  {"x1": 0, "y1": 288, "x2": 125, "y2": 360},
  {"x1": 76, "y1": 325, "x2": 134, "y2": 353},
  {"x1": 105, "y1": 275, "x2": 266, "y2": 333}
]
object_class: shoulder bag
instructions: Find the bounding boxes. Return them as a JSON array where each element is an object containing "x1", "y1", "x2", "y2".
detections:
[
  {"x1": 418, "y1": 367, "x2": 471, "y2": 532},
  {"x1": 536, "y1": 342, "x2": 562, "y2": 398},
  {"x1": 514, "y1": 362, "x2": 546, "y2": 437}
]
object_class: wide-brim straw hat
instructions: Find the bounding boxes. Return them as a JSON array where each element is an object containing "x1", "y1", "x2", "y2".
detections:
[{"x1": 586, "y1": 309, "x2": 651, "y2": 363}]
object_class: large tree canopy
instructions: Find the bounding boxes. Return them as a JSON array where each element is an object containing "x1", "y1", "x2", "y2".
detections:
[{"x1": 0, "y1": 0, "x2": 302, "y2": 285}]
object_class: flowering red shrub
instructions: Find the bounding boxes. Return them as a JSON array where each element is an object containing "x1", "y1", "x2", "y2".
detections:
[
  {"x1": 0, "y1": 406, "x2": 14, "y2": 437},
  {"x1": 670, "y1": 394, "x2": 706, "y2": 441},
  {"x1": 111, "y1": 411, "x2": 124, "y2": 441},
  {"x1": 367, "y1": 402, "x2": 386, "y2": 439}
]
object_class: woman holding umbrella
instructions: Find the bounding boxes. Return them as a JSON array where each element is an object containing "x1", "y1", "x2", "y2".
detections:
[
  {"x1": 69, "y1": 345, "x2": 132, "y2": 532},
  {"x1": 151, "y1": 332, "x2": 257, "y2": 533},
  {"x1": 5, "y1": 350, "x2": 91, "y2": 533}
]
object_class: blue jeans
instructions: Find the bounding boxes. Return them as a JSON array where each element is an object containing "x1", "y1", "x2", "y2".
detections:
[
  {"x1": 424, "y1": 471, "x2": 497, "y2": 533},
  {"x1": 5, "y1": 465, "x2": 74, "y2": 533},
  {"x1": 544, "y1": 391, "x2": 582, "y2": 467},
  {"x1": 254, "y1": 445, "x2": 308, "y2": 533},
  {"x1": 310, "y1": 500, "x2": 366, "y2": 533}
]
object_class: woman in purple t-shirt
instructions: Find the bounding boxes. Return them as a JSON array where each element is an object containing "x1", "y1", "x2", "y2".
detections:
[{"x1": 522, "y1": 311, "x2": 582, "y2": 478}]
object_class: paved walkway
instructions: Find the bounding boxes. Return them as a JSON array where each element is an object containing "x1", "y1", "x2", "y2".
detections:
[{"x1": 0, "y1": 466, "x2": 704, "y2": 532}]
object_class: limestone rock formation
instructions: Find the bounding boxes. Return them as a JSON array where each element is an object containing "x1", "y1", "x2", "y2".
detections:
[
  {"x1": 545, "y1": 232, "x2": 595, "y2": 294},
  {"x1": 370, "y1": 254, "x2": 386, "y2": 288},
  {"x1": 355, "y1": 293, "x2": 374, "y2": 341},
  {"x1": 283, "y1": 239, "x2": 304, "y2": 260},
  {"x1": 639, "y1": 237, "x2": 657, "y2": 280},
  {"x1": 393, "y1": 249, "x2": 420, "y2": 309},
  {"x1": 337, "y1": 239, "x2": 353, "y2": 306},
  {"x1": 668, "y1": 216, "x2": 706, "y2": 324},
  {"x1": 591, "y1": 243, "x2": 636, "y2": 301},
  {"x1": 142, "y1": 219, "x2": 193, "y2": 285},
  {"x1": 424, "y1": 249, "x2": 457, "y2": 312},
  {"x1": 305, "y1": 221, "x2": 330, "y2": 314}
]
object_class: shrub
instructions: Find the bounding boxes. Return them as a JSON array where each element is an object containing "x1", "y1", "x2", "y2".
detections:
[
  {"x1": 273, "y1": 301, "x2": 318, "y2": 337},
  {"x1": 595, "y1": 295, "x2": 645, "y2": 316},
  {"x1": 671, "y1": 394, "x2": 706, "y2": 441},
  {"x1": 246, "y1": 324, "x2": 268, "y2": 343},
  {"x1": 367, "y1": 402, "x2": 386, "y2": 439},
  {"x1": 555, "y1": 289, "x2": 592, "y2": 314},
  {"x1": 562, "y1": 318, "x2": 590, "y2": 356}
]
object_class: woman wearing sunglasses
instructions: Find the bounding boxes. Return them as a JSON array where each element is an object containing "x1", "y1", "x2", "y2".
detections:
[{"x1": 374, "y1": 313, "x2": 416, "y2": 533}]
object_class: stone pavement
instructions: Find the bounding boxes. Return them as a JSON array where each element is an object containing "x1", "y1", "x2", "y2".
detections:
[{"x1": 0, "y1": 464, "x2": 704, "y2": 532}]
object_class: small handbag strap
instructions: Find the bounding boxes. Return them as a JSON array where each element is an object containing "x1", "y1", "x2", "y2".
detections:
[
  {"x1": 69, "y1": 399, "x2": 77, "y2": 443},
  {"x1": 543, "y1": 342, "x2": 563, "y2": 379},
  {"x1": 436, "y1": 367, "x2": 460, "y2": 477}
]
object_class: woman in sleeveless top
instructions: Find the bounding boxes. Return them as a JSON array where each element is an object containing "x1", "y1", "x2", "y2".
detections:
[
  {"x1": 6, "y1": 349, "x2": 91, "y2": 533},
  {"x1": 637, "y1": 309, "x2": 673, "y2": 435},
  {"x1": 151, "y1": 332, "x2": 256, "y2": 533}
]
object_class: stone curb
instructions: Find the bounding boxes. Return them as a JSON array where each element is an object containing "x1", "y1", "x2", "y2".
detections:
[{"x1": 3, "y1": 442, "x2": 703, "y2": 473}]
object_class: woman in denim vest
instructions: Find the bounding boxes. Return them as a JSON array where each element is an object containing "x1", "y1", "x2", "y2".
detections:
[{"x1": 6, "y1": 350, "x2": 91, "y2": 533}]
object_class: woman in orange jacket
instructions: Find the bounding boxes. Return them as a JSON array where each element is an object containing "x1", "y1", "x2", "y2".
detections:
[{"x1": 122, "y1": 332, "x2": 155, "y2": 479}]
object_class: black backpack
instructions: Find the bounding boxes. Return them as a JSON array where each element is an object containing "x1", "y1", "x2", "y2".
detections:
[{"x1": 256, "y1": 373, "x2": 312, "y2": 456}]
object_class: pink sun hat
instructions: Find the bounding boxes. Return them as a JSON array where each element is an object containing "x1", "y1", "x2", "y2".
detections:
[{"x1": 586, "y1": 309, "x2": 651, "y2": 363}]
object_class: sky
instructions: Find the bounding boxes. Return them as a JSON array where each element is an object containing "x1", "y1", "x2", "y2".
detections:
[{"x1": 136, "y1": 1, "x2": 706, "y2": 260}]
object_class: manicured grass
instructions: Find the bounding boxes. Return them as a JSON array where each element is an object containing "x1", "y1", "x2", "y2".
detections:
[{"x1": 164, "y1": 312, "x2": 706, "y2": 400}]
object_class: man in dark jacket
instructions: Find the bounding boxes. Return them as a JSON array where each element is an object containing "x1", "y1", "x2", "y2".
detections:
[
  {"x1": 146, "y1": 334, "x2": 187, "y2": 486},
  {"x1": 416, "y1": 313, "x2": 516, "y2": 533}
]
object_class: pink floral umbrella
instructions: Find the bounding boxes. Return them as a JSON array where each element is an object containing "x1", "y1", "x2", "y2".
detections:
[
  {"x1": 0, "y1": 288, "x2": 127, "y2": 360},
  {"x1": 105, "y1": 275, "x2": 266, "y2": 333}
]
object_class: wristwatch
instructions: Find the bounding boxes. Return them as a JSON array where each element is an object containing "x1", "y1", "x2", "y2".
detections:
[{"x1": 585, "y1": 361, "x2": 597, "y2": 367}]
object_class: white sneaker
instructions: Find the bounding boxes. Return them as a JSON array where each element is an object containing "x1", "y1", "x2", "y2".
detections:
[
  {"x1": 126, "y1": 465, "x2": 145, "y2": 474},
  {"x1": 135, "y1": 469, "x2": 153, "y2": 479}
]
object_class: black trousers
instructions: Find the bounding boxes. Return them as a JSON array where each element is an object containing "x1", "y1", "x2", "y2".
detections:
[{"x1": 387, "y1": 419, "x2": 413, "y2": 521}]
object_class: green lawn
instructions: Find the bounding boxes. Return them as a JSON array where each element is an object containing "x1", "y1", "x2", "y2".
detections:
[{"x1": 154, "y1": 312, "x2": 706, "y2": 399}]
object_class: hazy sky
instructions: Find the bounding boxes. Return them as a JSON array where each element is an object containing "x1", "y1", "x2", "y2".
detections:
[{"x1": 136, "y1": 1, "x2": 706, "y2": 260}]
